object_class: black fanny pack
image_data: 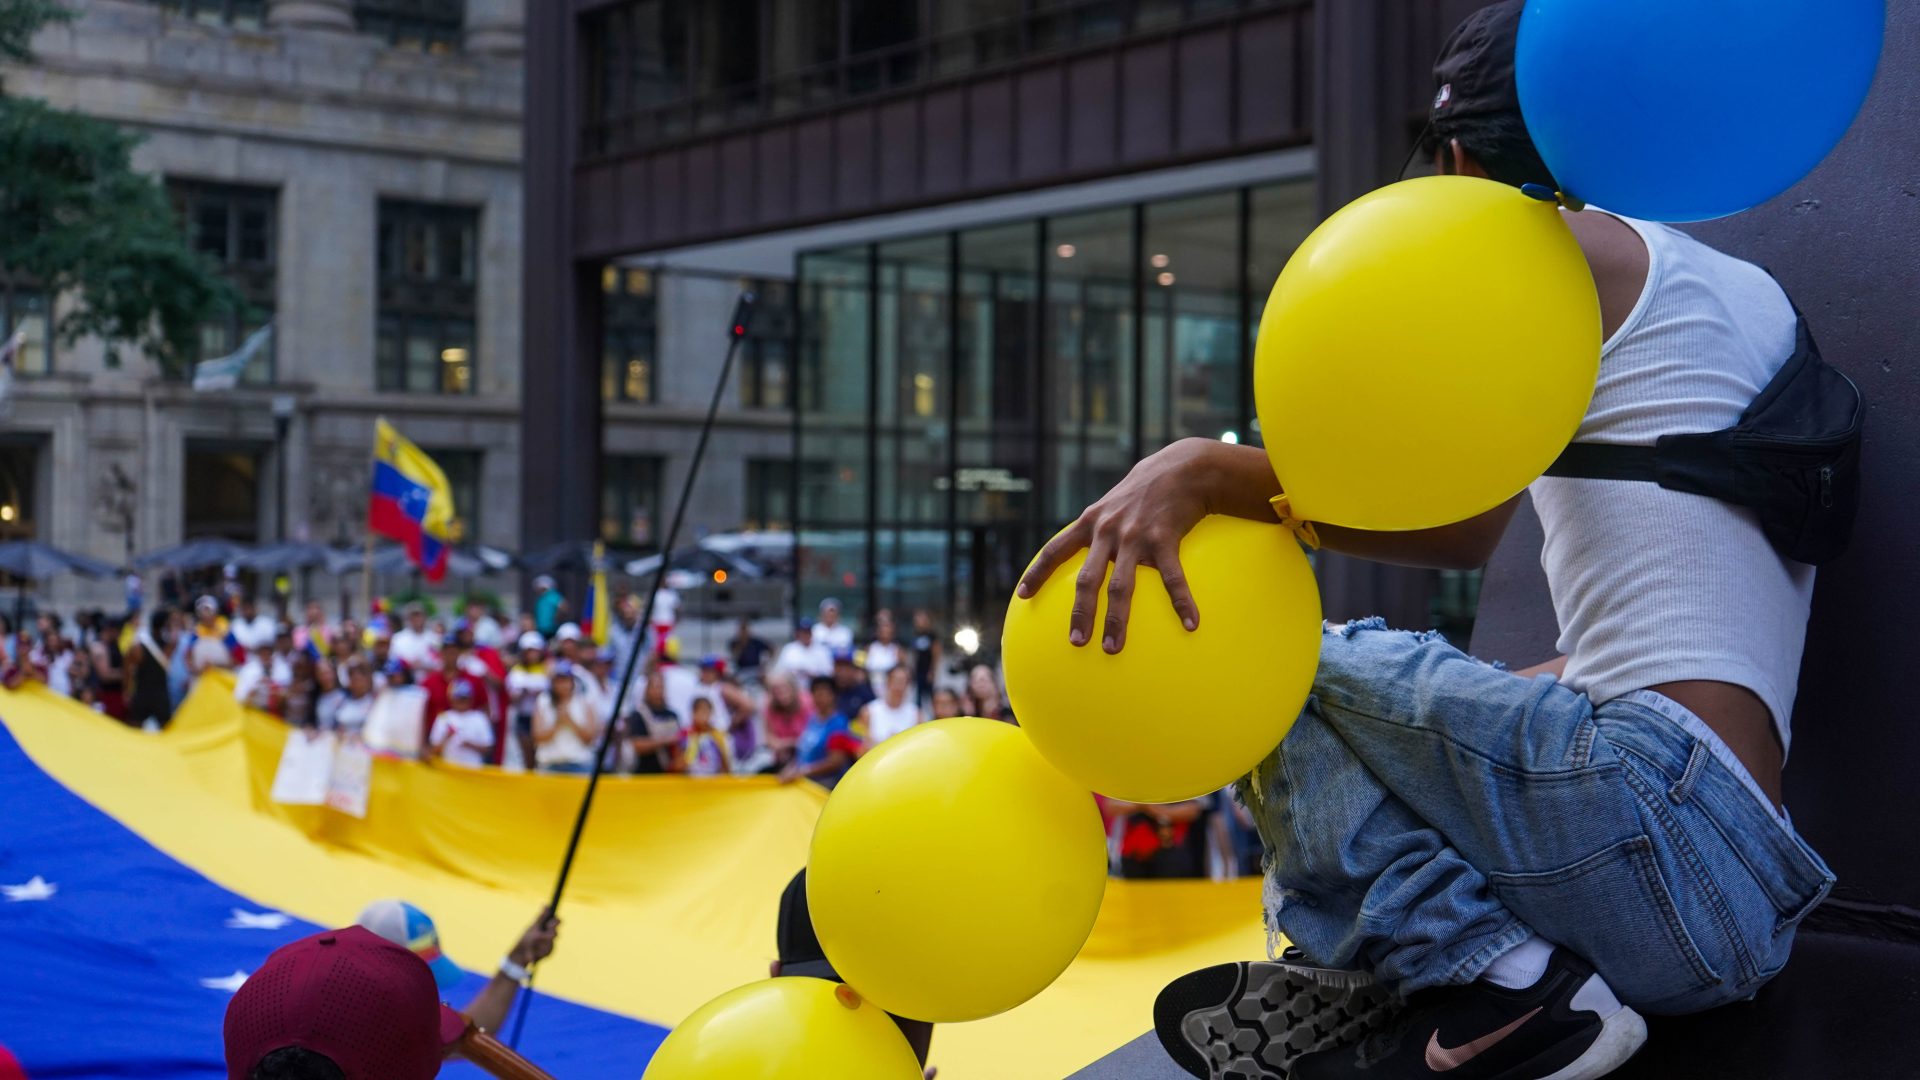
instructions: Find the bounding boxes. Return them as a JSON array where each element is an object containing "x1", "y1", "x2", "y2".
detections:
[{"x1": 1543, "y1": 308, "x2": 1863, "y2": 566}]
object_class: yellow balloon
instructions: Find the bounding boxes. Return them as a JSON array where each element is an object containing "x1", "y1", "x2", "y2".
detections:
[
  {"x1": 1003, "y1": 515, "x2": 1322, "y2": 803},
  {"x1": 1253, "y1": 175, "x2": 1601, "y2": 530},
  {"x1": 643, "y1": 977, "x2": 923, "y2": 1080},
  {"x1": 807, "y1": 718, "x2": 1108, "y2": 1023}
]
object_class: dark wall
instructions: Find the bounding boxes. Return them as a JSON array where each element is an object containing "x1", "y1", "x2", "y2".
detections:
[
  {"x1": 567, "y1": 5, "x2": 1313, "y2": 260},
  {"x1": 1472, "y1": 0, "x2": 1920, "y2": 908}
]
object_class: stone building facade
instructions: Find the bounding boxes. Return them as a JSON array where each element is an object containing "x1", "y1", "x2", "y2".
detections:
[{"x1": 0, "y1": 0, "x2": 525, "y2": 608}]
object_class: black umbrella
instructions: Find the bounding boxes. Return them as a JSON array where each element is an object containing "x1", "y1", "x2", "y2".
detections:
[
  {"x1": 133, "y1": 536, "x2": 254, "y2": 571},
  {"x1": 0, "y1": 540, "x2": 118, "y2": 626},
  {"x1": 524, "y1": 540, "x2": 640, "y2": 575},
  {"x1": 235, "y1": 541, "x2": 339, "y2": 574},
  {"x1": 519, "y1": 540, "x2": 598, "y2": 575},
  {"x1": 330, "y1": 543, "x2": 487, "y2": 580},
  {"x1": 0, "y1": 540, "x2": 118, "y2": 581}
]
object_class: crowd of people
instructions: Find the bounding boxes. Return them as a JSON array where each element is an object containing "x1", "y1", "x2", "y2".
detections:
[{"x1": 0, "y1": 581, "x2": 1251, "y2": 880}]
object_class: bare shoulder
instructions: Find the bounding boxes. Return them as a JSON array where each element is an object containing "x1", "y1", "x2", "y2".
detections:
[{"x1": 1563, "y1": 209, "x2": 1650, "y2": 340}]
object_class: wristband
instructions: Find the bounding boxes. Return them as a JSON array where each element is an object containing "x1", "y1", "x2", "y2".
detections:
[{"x1": 499, "y1": 956, "x2": 531, "y2": 983}]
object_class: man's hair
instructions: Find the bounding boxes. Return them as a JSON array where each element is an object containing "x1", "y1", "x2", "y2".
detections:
[
  {"x1": 809, "y1": 676, "x2": 837, "y2": 695},
  {"x1": 1419, "y1": 108, "x2": 1557, "y2": 189},
  {"x1": 251, "y1": 1047, "x2": 346, "y2": 1080}
]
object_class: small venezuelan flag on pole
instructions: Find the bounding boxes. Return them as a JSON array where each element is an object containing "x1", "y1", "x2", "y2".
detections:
[
  {"x1": 585, "y1": 541, "x2": 610, "y2": 647},
  {"x1": 367, "y1": 418, "x2": 455, "y2": 582}
]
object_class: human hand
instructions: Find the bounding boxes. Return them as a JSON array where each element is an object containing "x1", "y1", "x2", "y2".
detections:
[
  {"x1": 509, "y1": 907, "x2": 559, "y2": 967},
  {"x1": 1015, "y1": 438, "x2": 1215, "y2": 653}
]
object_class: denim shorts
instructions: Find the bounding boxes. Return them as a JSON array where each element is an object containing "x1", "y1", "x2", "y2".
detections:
[{"x1": 1239, "y1": 618, "x2": 1835, "y2": 1012}]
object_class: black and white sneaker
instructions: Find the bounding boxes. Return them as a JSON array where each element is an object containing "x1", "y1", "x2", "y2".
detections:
[
  {"x1": 1154, "y1": 949, "x2": 1405, "y2": 1079},
  {"x1": 1289, "y1": 948, "x2": 1646, "y2": 1080}
]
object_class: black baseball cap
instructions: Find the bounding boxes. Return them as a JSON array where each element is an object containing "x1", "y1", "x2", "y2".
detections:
[
  {"x1": 1430, "y1": 1, "x2": 1524, "y2": 124},
  {"x1": 775, "y1": 869, "x2": 839, "y2": 981}
]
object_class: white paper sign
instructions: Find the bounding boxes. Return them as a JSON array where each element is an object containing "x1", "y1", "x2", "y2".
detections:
[
  {"x1": 363, "y1": 687, "x2": 427, "y2": 758},
  {"x1": 323, "y1": 738, "x2": 374, "y2": 819},
  {"x1": 269, "y1": 731, "x2": 337, "y2": 805}
]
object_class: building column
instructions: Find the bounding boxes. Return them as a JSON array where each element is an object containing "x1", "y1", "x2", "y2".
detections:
[
  {"x1": 520, "y1": 3, "x2": 601, "y2": 569},
  {"x1": 268, "y1": 0, "x2": 354, "y2": 33},
  {"x1": 1310, "y1": 0, "x2": 1439, "y2": 629},
  {"x1": 464, "y1": 0, "x2": 524, "y2": 56}
]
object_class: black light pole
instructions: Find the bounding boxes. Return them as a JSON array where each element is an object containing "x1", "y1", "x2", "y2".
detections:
[{"x1": 508, "y1": 291, "x2": 757, "y2": 1048}]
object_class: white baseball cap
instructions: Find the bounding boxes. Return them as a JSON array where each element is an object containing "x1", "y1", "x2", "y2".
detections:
[
  {"x1": 517, "y1": 630, "x2": 546, "y2": 651},
  {"x1": 555, "y1": 623, "x2": 583, "y2": 642}
]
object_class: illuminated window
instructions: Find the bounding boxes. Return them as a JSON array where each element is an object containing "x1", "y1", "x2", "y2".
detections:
[
  {"x1": 603, "y1": 267, "x2": 657, "y2": 404},
  {"x1": 376, "y1": 201, "x2": 479, "y2": 394}
]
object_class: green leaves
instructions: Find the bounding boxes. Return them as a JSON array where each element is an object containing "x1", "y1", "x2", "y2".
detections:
[
  {"x1": 0, "y1": 0, "x2": 71, "y2": 64},
  {"x1": 0, "y1": 0, "x2": 239, "y2": 376}
]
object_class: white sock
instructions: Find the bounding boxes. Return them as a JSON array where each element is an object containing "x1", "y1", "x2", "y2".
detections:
[{"x1": 1482, "y1": 933, "x2": 1556, "y2": 989}]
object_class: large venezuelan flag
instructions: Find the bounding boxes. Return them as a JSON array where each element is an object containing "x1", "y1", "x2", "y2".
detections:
[
  {"x1": 369, "y1": 418, "x2": 455, "y2": 582},
  {"x1": 0, "y1": 678, "x2": 1268, "y2": 1078}
]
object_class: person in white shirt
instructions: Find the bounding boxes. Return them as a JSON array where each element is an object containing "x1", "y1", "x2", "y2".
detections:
[
  {"x1": 388, "y1": 604, "x2": 437, "y2": 670},
  {"x1": 863, "y1": 609, "x2": 903, "y2": 694},
  {"x1": 814, "y1": 598, "x2": 854, "y2": 652},
  {"x1": 694, "y1": 656, "x2": 733, "y2": 731},
  {"x1": 532, "y1": 663, "x2": 603, "y2": 773},
  {"x1": 649, "y1": 585, "x2": 681, "y2": 641},
  {"x1": 860, "y1": 666, "x2": 924, "y2": 748},
  {"x1": 506, "y1": 631, "x2": 550, "y2": 767},
  {"x1": 464, "y1": 599, "x2": 504, "y2": 650},
  {"x1": 230, "y1": 595, "x2": 278, "y2": 658},
  {"x1": 429, "y1": 682, "x2": 496, "y2": 767},
  {"x1": 318, "y1": 662, "x2": 377, "y2": 737},
  {"x1": 774, "y1": 620, "x2": 834, "y2": 681}
]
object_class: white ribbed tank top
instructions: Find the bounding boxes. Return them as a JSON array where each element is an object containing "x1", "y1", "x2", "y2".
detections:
[{"x1": 1529, "y1": 215, "x2": 1815, "y2": 752}]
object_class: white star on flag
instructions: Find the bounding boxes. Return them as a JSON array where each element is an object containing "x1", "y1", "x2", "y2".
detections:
[
  {"x1": 226, "y1": 908, "x2": 293, "y2": 930},
  {"x1": 201, "y1": 971, "x2": 250, "y2": 992},
  {"x1": 2, "y1": 876, "x2": 56, "y2": 902}
]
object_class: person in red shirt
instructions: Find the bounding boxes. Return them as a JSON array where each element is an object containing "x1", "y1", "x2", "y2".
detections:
[{"x1": 419, "y1": 635, "x2": 495, "y2": 764}]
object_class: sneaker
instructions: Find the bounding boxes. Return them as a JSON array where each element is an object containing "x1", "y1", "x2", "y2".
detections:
[
  {"x1": 1155, "y1": 949, "x2": 1405, "y2": 1079},
  {"x1": 1290, "y1": 948, "x2": 1647, "y2": 1080}
]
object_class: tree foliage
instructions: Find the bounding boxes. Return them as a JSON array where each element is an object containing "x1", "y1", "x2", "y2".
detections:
[{"x1": 0, "y1": 0, "x2": 237, "y2": 374}]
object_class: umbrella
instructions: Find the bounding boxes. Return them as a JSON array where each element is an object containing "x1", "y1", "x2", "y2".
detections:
[
  {"x1": 133, "y1": 536, "x2": 253, "y2": 571},
  {"x1": 330, "y1": 544, "x2": 488, "y2": 580},
  {"x1": 525, "y1": 540, "x2": 642, "y2": 575},
  {"x1": 234, "y1": 542, "x2": 340, "y2": 574},
  {"x1": 0, "y1": 541, "x2": 118, "y2": 581},
  {"x1": 0, "y1": 541, "x2": 118, "y2": 626}
]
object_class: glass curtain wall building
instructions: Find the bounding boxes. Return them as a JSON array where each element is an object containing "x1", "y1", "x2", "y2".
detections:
[{"x1": 796, "y1": 178, "x2": 1314, "y2": 633}]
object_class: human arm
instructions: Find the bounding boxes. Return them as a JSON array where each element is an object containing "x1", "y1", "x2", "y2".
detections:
[
  {"x1": 1514, "y1": 655, "x2": 1569, "y2": 680},
  {"x1": 779, "y1": 748, "x2": 851, "y2": 784},
  {"x1": 1014, "y1": 438, "x2": 1522, "y2": 652},
  {"x1": 460, "y1": 908, "x2": 559, "y2": 1036}
]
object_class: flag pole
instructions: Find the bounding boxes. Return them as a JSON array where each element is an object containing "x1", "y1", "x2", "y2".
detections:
[
  {"x1": 507, "y1": 291, "x2": 758, "y2": 1049},
  {"x1": 361, "y1": 419, "x2": 379, "y2": 621}
]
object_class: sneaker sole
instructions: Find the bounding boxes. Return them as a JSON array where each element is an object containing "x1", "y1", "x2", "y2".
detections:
[{"x1": 1153, "y1": 961, "x2": 1403, "y2": 1080}]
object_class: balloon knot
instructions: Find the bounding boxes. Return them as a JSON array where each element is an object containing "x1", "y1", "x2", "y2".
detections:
[
  {"x1": 1521, "y1": 183, "x2": 1586, "y2": 212},
  {"x1": 1268, "y1": 495, "x2": 1322, "y2": 551},
  {"x1": 833, "y1": 984, "x2": 863, "y2": 1010}
]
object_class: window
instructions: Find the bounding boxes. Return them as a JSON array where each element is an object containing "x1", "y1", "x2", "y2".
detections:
[
  {"x1": 0, "y1": 278, "x2": 51, "y2": 376},
  {"x1": 355, "y1": 0, "x2": 461, "y2": 53},
  {"x1": 152, "y1": 0, "x2": 266, "y2": 29},
  {"x1": 601, "y1": 455, "x2": 664, "y2": 549},
  {"x1": 745, "y1": 459, "x2": 797, "y2": 531},
  {"x1": 429, "y1": 449, "x2": 482, "y2": 543},
  {"x1": 184, "y1": 442, "x2": 262, "y2": 542},
  {"x1": 740, "y1": 279, "x2": 793, "y2": 410},
  {"x1": 602, "y1": 266, "x2": 657, "y2": 404},
  {"x1": 377, "y1": 201, "x2": 478, "y2": 394},
  {"x1": 0, "y1": 441, "x2": 38, "y2": 542},
  {"x1": 170, "y1": 180, "x2": 277, "y2": 384}
]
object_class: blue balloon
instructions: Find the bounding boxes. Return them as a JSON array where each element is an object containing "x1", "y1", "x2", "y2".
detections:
[{"x1": 1516, "y1": 0, "x2": 1884, "y2": 222}]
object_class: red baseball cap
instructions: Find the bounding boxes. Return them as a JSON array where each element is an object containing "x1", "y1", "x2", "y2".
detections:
[{"x1": 223, "y1": 926, "x2": 466, "y2": 1080}]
